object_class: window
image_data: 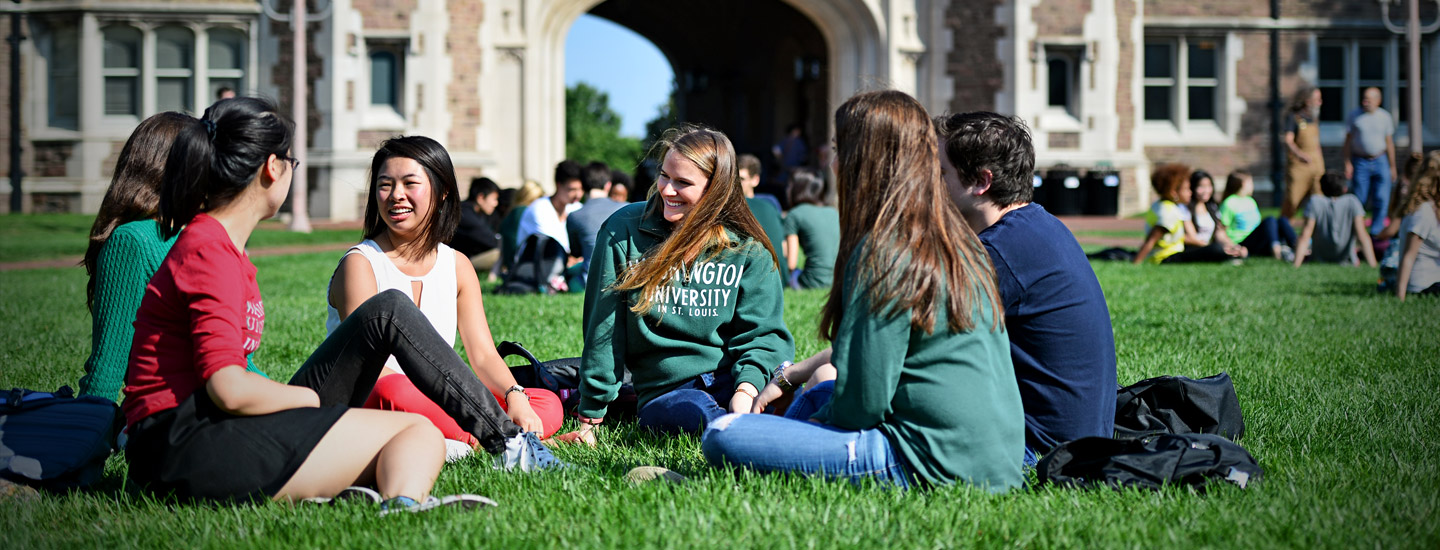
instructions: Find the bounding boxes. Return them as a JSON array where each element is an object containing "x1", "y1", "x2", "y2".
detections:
[
  {"x1": 102, "y1": 25, "x2": 141, "y2": 117},
  {"x1": 208, "y1": 28, "x2": 247, "y2": 101},
  {"x1": 367, "y1": 40, "x2": 407, "y2": 114},
  {"x1": 1314, "y1": 38, "x2": 1433, "y2": 143},
  {"x1": 1143, "y1": 37, "x2": 1222, "y2": 125},
  {"x1": 44, "y1": 23, "x2": 80, "y2": 130},
  {"x1": 155, "y1": 26, "x2": 194, "y2": 113},
  {"x1": 1045, "y1": 47, "x2": 1083, "y2": 118}
]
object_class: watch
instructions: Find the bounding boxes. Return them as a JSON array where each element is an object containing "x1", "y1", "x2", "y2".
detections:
[
  {"x1": 772, "y1": 361, "x2": 797, "y2": 392},
  {"x1": 504, "y1": 384, "x2": 528, "y2": 401}
]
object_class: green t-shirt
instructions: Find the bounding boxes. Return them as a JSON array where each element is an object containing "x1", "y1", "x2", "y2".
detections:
[
  {"x1": 782, "y1": 203, "x2": 840, "y2": 289},
  {"x1": 812, "y1": 250, "x2": 1024, "y2": 491},
  {"x1": 745, "y1": 197, "x2": 788, "y2": 282},
  {"x1": 577, "y1": 197, "x2": 796, "y2": 419},
  {"x1": 1218, "y1": 195, "x2": 1262, "y2": 243}
]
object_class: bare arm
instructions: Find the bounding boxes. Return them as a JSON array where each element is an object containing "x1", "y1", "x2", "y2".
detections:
[
  {"x1": 1396, "y1": 233, "x2": 1422, "y2": 301},
  {"x1": 1181, "y1": 219, "x2": 1208, "y2": 248},
  {"x1": 328, "y1": 254, "x2": 380, "y2": 321},
  {"x1": 1387, "y1": 135, "x2": 1398, "y2": 180},
  {"x1": 1293, "y1": 218, "x2": 1317, "y2": 268},
  {"x1": 453, "y1": 250, "x2": 543, "y2": 433},
  {"x1": 1134, "y1": 226, "x2": 1167, "y2": 265},
  {"x1": 1354, "y1": 216, "x2": 1377, "y2": 267},
  {"x1": 1343, "y1": 133, "x2": 1355, "y2": 179},
  {"x1": 206, "y1": 365, "x2": 319, "y2": 415},
  {"x1": 785, "y1": 234, "x2": 800, "y2": 271},
  {"x1": 750, "y1": 347, "x2": 834, "y2": 414}
]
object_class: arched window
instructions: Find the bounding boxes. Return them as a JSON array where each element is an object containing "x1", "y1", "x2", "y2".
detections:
[
  {"x1": 102, "y1": 25, "x2": 142, "y2": 116},
  {"x1": 155, "y1": 26, "x2": 194, "y2": 113}
]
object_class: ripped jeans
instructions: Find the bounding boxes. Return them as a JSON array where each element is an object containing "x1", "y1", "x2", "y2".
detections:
[{"x1": 699, "y1": 386, "x2": 913, "y2": 488}]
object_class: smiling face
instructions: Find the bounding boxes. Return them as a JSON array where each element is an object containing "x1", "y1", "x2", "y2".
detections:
[
  {"x1": 656, "y1": 150, "x2": 709, "y2": 224},
  {"x1": 1194, "y1": 177, "x2": 1213, "y2": 203},
  {"x1": 375, "y1": 157, "x2": 436, "y2": 239}
]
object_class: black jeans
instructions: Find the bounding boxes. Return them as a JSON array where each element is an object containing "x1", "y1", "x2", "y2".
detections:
[{"x1": 287, "y1": 289, "x2": 521, "y2": 453}]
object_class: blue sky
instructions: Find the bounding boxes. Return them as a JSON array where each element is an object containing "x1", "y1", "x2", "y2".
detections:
[{"x1": 565, "y1": 15, "x2": 673, "y2": 138}]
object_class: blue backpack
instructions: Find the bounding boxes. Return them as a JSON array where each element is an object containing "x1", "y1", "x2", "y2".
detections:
[{"x1": 1, "y1": 386, "x2": 120, "y2": 489}]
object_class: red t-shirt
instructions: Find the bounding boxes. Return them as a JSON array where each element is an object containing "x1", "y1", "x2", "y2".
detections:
[{"x1": 122, "y1": 213, "x2": 265, "y2": 427}]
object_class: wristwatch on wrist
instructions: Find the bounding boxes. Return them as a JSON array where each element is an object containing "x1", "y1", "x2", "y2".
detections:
[
  {"x1": 504, "y1": 384, "x2": 528, "y2": 401},
  {"x1": 772, "y1": 361, "x2": 797, "y2": 392}
]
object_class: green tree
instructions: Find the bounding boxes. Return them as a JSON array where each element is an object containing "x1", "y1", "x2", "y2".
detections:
[{"x1": 565, "y1": 82, "x2": 644, "y2": 171}]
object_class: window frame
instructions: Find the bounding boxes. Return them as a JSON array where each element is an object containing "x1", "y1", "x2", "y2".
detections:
[
  {"x1": 361, "y1": 37, "x2": 410, "y2": 131},
  {"x1": 1314, "y1": 36, "x2": 1436, "y2": 148},
  {"x1": 1140, "y1": 32, "x2": 1238, "y2": 146}
]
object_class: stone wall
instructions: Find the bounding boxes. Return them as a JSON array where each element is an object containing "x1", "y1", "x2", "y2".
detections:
[{"x1": 946, "y1": 0, "x2": 1004, "y2": 112}]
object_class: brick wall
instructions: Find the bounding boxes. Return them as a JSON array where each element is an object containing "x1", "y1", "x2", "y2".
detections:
[
  {"x1": 1117, "y1": 0, "x2": 1137, "y2": 151},
  {"x1": 1146, "y1": 0, "x2": 1430, "y2": 19},
  {"x1": 946, "y1": 0, "x2": 1004, "y2": 112},
  {"x1": 1035, "y1": 0, "x2": 1091, "y2": 36},
  {"x1": 446, "y1": 0, "x2": 482, "y2": 151},
  {"x1": 357, "y1": 0, "x2": 418, "y2": 31}
]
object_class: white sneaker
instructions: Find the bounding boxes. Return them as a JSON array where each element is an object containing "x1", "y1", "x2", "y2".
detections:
[
  {"x1": 445, "y1": 439, "x2": 474, "y2": 463},
  {"x1": 379, "y1": 494, "x2": 497, "y2": 516}
]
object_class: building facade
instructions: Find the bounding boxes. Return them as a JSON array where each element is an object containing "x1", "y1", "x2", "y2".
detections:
[{"x1": 2, "y1": 0, "x2": 1436, "y2": 218}]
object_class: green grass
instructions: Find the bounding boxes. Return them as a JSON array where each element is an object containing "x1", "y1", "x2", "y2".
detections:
[
  {"x1": 2, "y1": 216, "x2": 1438, "y2": 548},
  {"x1": 0, "y1": 214, "x2": 362, "y2": 263}
]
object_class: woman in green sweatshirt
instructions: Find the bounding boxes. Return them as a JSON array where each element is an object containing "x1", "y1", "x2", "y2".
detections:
[
  {"x1": 557, "y1": 125, "x2": 795, "y2": 443},
  {"x1": 700, "y1": 90, "x2": 1025, "y2": 491}
]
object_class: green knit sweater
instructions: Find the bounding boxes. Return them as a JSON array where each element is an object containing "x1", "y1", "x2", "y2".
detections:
[
  {"x1": 78, "y1": 220, "x2": 264, "y2": 402},
  {"x1": 577, "y1": 198, "x2": 795, "y2": 419}
]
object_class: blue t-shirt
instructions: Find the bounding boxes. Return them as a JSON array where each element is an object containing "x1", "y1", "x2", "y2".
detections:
[{"x1": 977, "y1": 203, "x2": 1118, "y2": 454}]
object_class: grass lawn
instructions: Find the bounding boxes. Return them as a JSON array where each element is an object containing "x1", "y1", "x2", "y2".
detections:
[{"x1": 2, "y1": 215, "x2": 1437, "y2": 549}]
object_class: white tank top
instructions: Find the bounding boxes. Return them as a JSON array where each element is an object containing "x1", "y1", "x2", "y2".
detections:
[{"x1": 325, "y1": 240, "x2": 458, "y2": 375}]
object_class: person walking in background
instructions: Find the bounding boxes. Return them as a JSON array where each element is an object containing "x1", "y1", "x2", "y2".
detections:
[
  {"x1": 558, "y1": 125, "x2": 794, "y2": 443},
  {"x1": 1219, "y1": 170, "x2": 1298, "y2": 261},
  {"x1": 566, "y1": 161, "x2": 627, "y2": 284},
  {"x1": 1283, "y1": 86, "x2": 1325, "y2": 220},
  {"x1": 702, "y1": 91, "x2": 1023, "y2": 491},
  {"x1": 782, "y1": 168, "x2": 839, "y2": 289},
  {"x1": 450, "y1": 177, "x2": 503, "y2": 276},
  {"x1": 327, "y1": 136, "x2": 566, "y2": 464},
  {"x1": 737, "y1": 153, "x2": 789, "y2": 284},
  {"x1": 1344, "y1": 86, "x2": 1398, "y2": 236},
  {"x1": 1293, "y1": 173, "x2": 1377, "y2": 267}
]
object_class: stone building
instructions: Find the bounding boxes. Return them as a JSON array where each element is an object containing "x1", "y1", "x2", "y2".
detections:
[{"x1": 2, "y1": 0, "x2": 1436, "y2": 219}]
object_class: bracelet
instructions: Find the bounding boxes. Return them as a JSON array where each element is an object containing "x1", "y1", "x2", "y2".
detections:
[
  {"x1": 578, "y1": 415, "x2": 604, "y2": 425},
  {"x1": 734, "y1": 384, "x2": 758, "y2": 399}
]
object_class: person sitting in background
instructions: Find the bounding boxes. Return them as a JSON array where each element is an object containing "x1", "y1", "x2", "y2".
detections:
[
  {"x1": 449, "y1": 177, "x2": 502, "y2": 276},
  {"x1": 782, "y1": 168, "x2": 839, "y2": 289},
  {"x1": 609, "y1": 168, "x2": 632, "y2": 203},
  {"x1": 737, "y1": 153, "x2": 789, "y2": 284},
  {"x1": 1375, "y1": 153, "x2": 1426, "y2": 291},
  {"x1": 1395, "y1": 151, "x2": 1440, "y2": 300},
  {"x1": 78, "y1": 111, "x2": 268, "y2": 402},
  {"x1": 498, "y1": 180, "x2": 545, "y2": 276},
  {"x1": 1135, "y1": 163, "x2": 1245, "y2": 264},
  {"x1": 515, "y1": 160, "x2": 585, "y2": 259},
  {"x1": 1218, "y1": 170, "x2": 1298, "y2": 261},
  {"x1": 1293, "y1": 173, "x2": 1377, "y2": 267},
  {"x1": 1187, "y1": 170, "x2": 1246, "y2": 258},
  {"x1": 567, "y1": 161, "x2": 627, "y2": 285}
]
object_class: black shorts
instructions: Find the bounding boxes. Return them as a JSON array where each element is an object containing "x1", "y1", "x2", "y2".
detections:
[{"x1": 125, "y1": 391, "x2": 348, "y2": 502}]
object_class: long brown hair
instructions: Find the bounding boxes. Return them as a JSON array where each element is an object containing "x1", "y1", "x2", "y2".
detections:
[
  {"x1": 611, "y1": 124, "x2": 776, "y2": 315},
  {"x1": 1289, "y1": 85, "x2": 1318, "y2": 115},
  {"x1": 819, "y1": 90, "x2": 1001, "y2": 339},
  {"x1": 1397, "y1": 151, "x2": 1440, "y2": 218},
  {"x1": 83, "y1": 111, "x2": 194, "y2": 310}
]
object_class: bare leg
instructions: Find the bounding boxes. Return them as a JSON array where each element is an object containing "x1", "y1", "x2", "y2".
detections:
[{"x1": 272, "y1": 409, "x2": 444, "y2": 502}]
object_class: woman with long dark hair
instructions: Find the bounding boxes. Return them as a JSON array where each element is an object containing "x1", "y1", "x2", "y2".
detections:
[
  {"x1": 699, "y1": 90, "x2": 1024, "y2": 491},
  {"x1": 326, "y1": 136, "x2": 564, "y2": 463},
  {"x1": 557, "y1": 124, "x2": 795, "y2": 443},
  {"x1": 783, "y1": 167, "x2": 840, "y2": 289},
  {"x1": 123, "y1": 98, "x2": 522, "y2": 511}
]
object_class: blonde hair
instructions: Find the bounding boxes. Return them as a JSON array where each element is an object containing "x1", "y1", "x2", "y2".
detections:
[
  {"x1": 1397, "y1": 151, "x2": 1440, "y2": 218},
  {"x1": 512, "y1": 179, "x2": 545, "y2": 210}
]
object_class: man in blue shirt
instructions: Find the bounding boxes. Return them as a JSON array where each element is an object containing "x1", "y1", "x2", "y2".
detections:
[
  {"x1": 566, "y1": 161, "x2": 627, "y2": 285},
  {"x1": 934, "y1": 112, "x2": 1118, "y2": 465}
]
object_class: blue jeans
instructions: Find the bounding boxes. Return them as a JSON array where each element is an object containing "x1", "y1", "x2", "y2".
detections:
[
  {"x1": 1239, "y1": 216, "x2": 1298, "y2": 258},
  {"x1": 637, "y1": 371, "x2": 733, "y2": 435},
  {"x1": 700, "y1": 413, "x2": 913, "y2": 488},
  {"x1": 1351, "y1": 155, "x2": 1392, "y2": 235}
]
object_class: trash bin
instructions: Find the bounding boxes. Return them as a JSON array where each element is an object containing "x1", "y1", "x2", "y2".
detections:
[
  {"x1": 1029, "y1": 171, "x2": 1047, "y2": 206},
  {"x1": 1041, "y1": 168, "x2": 1084, "y2": 216},
  {"x1": 1083, "y1": 170, "x2": 1121, "y2": 216}
]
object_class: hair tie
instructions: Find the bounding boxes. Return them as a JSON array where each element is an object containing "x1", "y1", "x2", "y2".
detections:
[{"x1": 202, "y1": 119, "x2": 216, "y2": 140}]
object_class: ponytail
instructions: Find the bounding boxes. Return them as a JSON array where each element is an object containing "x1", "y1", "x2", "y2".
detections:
[{"x1": 158, "y1": 97, "x2": 295, "y2": 239}]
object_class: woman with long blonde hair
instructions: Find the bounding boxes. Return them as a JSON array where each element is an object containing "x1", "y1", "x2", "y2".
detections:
[
  {"x1": 700, "y1": 90, "x2": 1024, "y2": 491},
  {"x1": 1396, "y1": 151, "x2": 1440, "y2": 300},
  {"x1": 558, "y1": 124, "x2": 795, "y2": 443}
]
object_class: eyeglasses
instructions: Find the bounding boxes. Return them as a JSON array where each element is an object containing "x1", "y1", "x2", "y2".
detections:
[{"x1": 279, "y1": 156, "x2": 300, "y2": 170}]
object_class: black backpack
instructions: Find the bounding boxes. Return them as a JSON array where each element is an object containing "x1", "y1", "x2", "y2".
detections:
[
  {"x1": 1037, "y1": 433, "x2": 1262, "y2": 491},
  {"x1": 497, "y1": 235, "x2": 569, "y2": 295},
  {"x1": 1115, "y1": 372, "x2": 1245, "y2": 441},
  {"x1": 1, "y1": 386, "x2": 121, "y2": 490},
  {"x1": 497, "y1": 341, "x2": 637, "y2": 420}
]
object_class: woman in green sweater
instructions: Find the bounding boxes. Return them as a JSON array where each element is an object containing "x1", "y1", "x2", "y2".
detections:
[
  {"x1": 78, "y1": 111, "x2": 265, "y2": 401},
  {"x1": 557, "y1": 125, "x2": 795, "y2": 443},
  {"x1": 701, "y1": 90, "x2": 1025, "y2": 491}
]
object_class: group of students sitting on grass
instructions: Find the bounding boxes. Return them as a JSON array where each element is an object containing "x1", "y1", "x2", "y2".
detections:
[
  {"x1": 1133, "y1": 155, "x2": 1440, "y2": 300},
  {"x1": 76, "y1": 90, "x2": 1121, "y2": 512}
]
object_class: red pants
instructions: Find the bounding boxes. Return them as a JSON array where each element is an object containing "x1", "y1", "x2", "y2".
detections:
[{"x1": 363, "y1": 373, "x2": 563, "y2": 444}]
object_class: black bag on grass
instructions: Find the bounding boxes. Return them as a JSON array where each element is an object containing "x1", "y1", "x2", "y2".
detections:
[
  {"x1": 496, "y1": 341, "x2": 638, "y2": 420},
  {"x1": 1115, "y1": 372, "x2": 1244, "y2": 440},
  {"x1": 1037, "y1": 433, "x2": 1261, "y2": 491},
  {"x1": 1, "y1": 386, "x2": 120, "y2": 490},
  {"x1": 497, "y1": 235, "x2": 568, "y2": 295}
]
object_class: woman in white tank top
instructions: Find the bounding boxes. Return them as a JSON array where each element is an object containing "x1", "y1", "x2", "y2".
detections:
[{"x1": 326, "y1": 137, "x2": 563, "y2": 453}]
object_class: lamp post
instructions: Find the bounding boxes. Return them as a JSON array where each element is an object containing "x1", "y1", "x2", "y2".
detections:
[
  {"x1": 1379, "y1": 0, "x2": 1440, "y2": 155},
  {"x1": 262, "y1": 0, "x2": 330, "y2": 232}
]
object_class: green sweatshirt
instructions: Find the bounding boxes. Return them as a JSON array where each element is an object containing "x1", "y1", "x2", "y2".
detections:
[
  {"x1": 812, "y1": 250, "x2": 1025, "y2": 491},
  {"x1": 578, "y1": 197, "x2": 796, "y2": 419},
  {"x1": 746, "y1": 197, "x2": 789, "y2": 283},
  {"x1": 78, "y1": 220, "x2": 264, "y2": 402}
]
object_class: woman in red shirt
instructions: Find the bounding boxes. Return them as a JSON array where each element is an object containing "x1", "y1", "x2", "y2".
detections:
[{"x1": 122, "y1": 97, "x2": 539, "y2": 512}]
